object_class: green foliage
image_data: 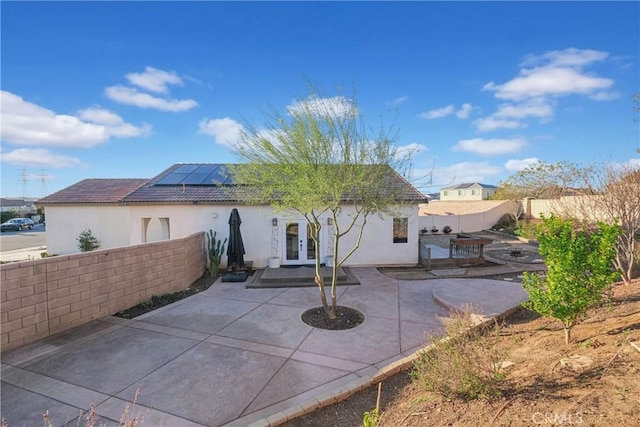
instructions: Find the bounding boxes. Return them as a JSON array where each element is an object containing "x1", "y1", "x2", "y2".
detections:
[
  {"x1": 522, "y1": 215, "x2": 620, "y2": 344},
  {"x1": 232, "y1": 82, "x2": 413, "y2": 318},
  {"x1": 362, "y1": 409, "x2": 379, "y2": 427},
  {"x1": 0, "y1": 211, "x2": 19, "y2": 223},
  {"x1": 411, "y1": 310, "x2": 506, "y2": 400},
  {"x1": 514, "y1": 219, "x2": 540, "y2": 240},
  {"x1": 77, "y1": 229, "x2": 101, "y2": 252},
  {"x1": 206, "y1": 230, "x2": 227, "y2": 278}
]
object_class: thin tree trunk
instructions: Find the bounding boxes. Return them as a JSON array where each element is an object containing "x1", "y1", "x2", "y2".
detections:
[{"x1": 564, "y1": 327, "x2": 571, "y2": 345}]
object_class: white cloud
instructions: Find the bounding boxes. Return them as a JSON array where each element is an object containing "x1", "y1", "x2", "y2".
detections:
[
  {"x1": 504, "y1": 157, "x2": 540, "y2": 171},
  {"x1": 452, "y1": 138, "x2": 526, "y2": 156},
  {"x1": 286, "y1": 96, "x2": 355, "y2": 118},
  {"x1": 473, "y1": 99, "x2": 553, "y2": 132},
  {"x1": 477, "y1": 49, "x2": 614, "y2": 132},
  {"x1": 629, "y1": 158, "x2": 640, "y2": 167},
  {"x1": 494, "y1": 99, "x2": 553, "y2": 120},
  {"x1": 1, "y1": 91, "x2": 108, "y2": 148},
  {"x1": 125, "y1": 66, "x2": 183, "y2": 93},
  {"x1": 0, "y1": 148, "x2": 83, "y2": 168},
  {"x1": 77, "y1": 107, "x2": 151, "y2": 138},
  {"x1": 521, "y1": 48, "x2": 608, "y2": 68},
  {"x1": 105, "y1": 85, "x2": 198, "y2": 112},
  {"x1": 473, "y1": 117, "x2": 525, "y2": 132},
  {"x1": 456, "y1": 103, "x2": 473, "y2": 119},
  {"x1": 590, "y1": 91, "x2": 620, "y2": 101},
  {"x1": 433, "y1": 162, "x2": 503, "y2": 186},
  {"x1": 387, "y1": 96, "x2": 408, "y2": 107},
  {"x1": 1, "y1": 91, "x2": 150, "y2": 149},
  {"x1": 419, "y1": 105, "x2": 454, "y2": 119},
  {"x1": 484, "y1": 66, "x2": 613, "y2": 101},
  {"x1": 198, "y1": 117, "x2": 244, "y2": 147}
]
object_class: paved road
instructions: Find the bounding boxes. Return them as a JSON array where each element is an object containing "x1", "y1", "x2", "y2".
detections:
[
  {"x1": 0, "y1": 224, "x2": 47, "y2": 261},
  {"x1": 0, "y1": 224, "x2": 46, "y2": 251}
]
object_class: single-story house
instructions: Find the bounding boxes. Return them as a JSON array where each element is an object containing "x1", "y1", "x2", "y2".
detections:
[
  {"x1": 440, "y1": 183, "x2": 497, "y2": 201},
  {"x1": 37, "y1": 163, "x2": 428, "y2": 268},
  {"x1": 0, "y1": 198, "x2": 38, "y2": 215}
]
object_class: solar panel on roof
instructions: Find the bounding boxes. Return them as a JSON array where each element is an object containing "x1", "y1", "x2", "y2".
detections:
[
  {"x1": 207, "y1": 165, "x2": 232, "y2": 185},
  {"x1": 173, "y1": 164, "x2": 200, "y2": 174},
  {"x1": 181, "y1": 173, "x2": 211, "y2": 185},
  {"x1": 194, "y1": 164, "x2": 218, "y2": 174},
  {"x1": 156, "y1": 173, "x2": 188, "y2": 185}
]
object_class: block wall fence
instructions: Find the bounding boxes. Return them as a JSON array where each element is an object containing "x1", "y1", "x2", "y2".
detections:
[{"x1": 1, "y1": 232, "x2": 205, "y2": 351}]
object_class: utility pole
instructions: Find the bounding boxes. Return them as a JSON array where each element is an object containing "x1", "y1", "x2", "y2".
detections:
[
  {"x1": 38, "y1": 169, "x2": 49, "y2": 197},
  {"x1": 20, "y1": 168, "x2": 29, "y2": 200}
]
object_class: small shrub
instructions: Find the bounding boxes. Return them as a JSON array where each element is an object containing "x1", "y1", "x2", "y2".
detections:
[
  {"x1": 411, "y1": 309, "x2": 506, "y2": 400},
  {"x1": 491, "y1": 213, "x2": 516, "y2": 233},
  {"x1": 514, "y1": 219, "x2": 540, "y2": 240},
  {"x1": 522, "y1": 215, "x2": 620, "y2": 345},
  {"x1": 77, "y1": 229, "x2": 101, "y2": 252}
]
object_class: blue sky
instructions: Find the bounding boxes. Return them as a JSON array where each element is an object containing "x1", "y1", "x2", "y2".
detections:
[{"x1": 1, "y1": 1, "x2": 638, "y2": 198}]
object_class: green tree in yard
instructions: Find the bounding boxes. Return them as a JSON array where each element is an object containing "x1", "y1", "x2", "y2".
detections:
[
  {"x1": 522, "y1": 215, "x2": 620, "y2": 345},
  {"x1": 77, "y1": 229, "x2": 101, "y2": 252},
  {"x1": 232, "y1": 83, "x2": 414, "y2": 319}
]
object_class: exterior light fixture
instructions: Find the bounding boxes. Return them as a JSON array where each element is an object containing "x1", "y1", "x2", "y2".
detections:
[
  {"x1": 272, "y1": 218, "x2": 278, "y2": 226},
  {"x1": 327, "y1": 218, "x2": 333, "y2": 225}
]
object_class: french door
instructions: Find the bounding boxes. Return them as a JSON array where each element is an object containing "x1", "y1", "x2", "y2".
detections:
[{"x1": 283, "y1": 221, "x2": 317, "y2": 265}]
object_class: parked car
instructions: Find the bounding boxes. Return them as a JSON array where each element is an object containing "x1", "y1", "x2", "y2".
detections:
[{"x1": 0, "y1": 218, "x2": 35, "y2": 231}]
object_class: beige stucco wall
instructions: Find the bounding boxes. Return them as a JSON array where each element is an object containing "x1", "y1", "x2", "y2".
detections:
[
  {"x1": 418, "y1": 200, "x2": 513, "y2": 233},
  {"x1": 43, "y1": 203, "x2": 422, "y2": 267}
]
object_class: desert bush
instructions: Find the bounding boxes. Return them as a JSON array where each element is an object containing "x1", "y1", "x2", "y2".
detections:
[
  {"x1": 77, "y1": 229, "x2": 101, "y2": 252},
  {"x1": 490, "y1": 213, "x2": 516, "y2": 233},
  {"x1": 411, "y1": 309, "x2": 507, "y2": 400},
  {"x1": 515, "y1": 219, "x2": 540, "y2": 240}
]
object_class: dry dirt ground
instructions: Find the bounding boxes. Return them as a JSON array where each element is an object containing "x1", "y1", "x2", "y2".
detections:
[{"x1": 282, "y1": 279, "x2": 640, "y2": 427}]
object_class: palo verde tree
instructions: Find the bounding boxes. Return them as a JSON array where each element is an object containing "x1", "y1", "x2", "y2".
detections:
[
  {"x1": 522, "y1": 215, "x2": 620, "y2": 345},
  {"x1": 232, "y1": 84, "x2": 413, "y2": 319}
]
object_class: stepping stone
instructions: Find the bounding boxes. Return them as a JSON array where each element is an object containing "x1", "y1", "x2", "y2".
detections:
[{"x1": 560, "y1": 355, "x2": 593, "y2": 370}]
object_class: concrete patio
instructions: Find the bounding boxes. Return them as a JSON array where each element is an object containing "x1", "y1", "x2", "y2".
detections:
[{"x1": 1, "y1": 267, "x2": 529, "y2": 427}]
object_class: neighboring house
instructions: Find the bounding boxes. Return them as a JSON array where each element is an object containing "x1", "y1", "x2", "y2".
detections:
[
  {"x1": 439, "y1": 183, "x2": 497, "y2": 201},
  {"x1": 0, "y1": 198, "x2": 37, "y2": 215},
  {"x1": 37, "y1": 163, "x2": 428, "y2": 268}
]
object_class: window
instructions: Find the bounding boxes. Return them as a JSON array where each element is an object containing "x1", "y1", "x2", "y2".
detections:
[
  {"x1": 393, "y1": 217, "x2": 408, "y2": 243},
  {"x1": 471, "y1": 189, "x2": 477, "y2": 195},
  {"x1": 458, "y1": 190, "x2": 463, "y2": 196},
  {"x1": 443, "y1": 190, "x2": 448, "y2": 196}
]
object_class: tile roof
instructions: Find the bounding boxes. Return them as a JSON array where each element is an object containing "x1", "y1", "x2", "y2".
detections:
[
  {"x1": 441, "y1": 182, "x2": 497, "y2": 190},
  {"x1": 37, "y1": 163, "x2": 428, "y2": 205},
  {"x1": 37, "y1": 179, "x2": 148, "y2": 204},
  {"x1": 1, "y1": 198, "x2": 36, "y2": 208}
]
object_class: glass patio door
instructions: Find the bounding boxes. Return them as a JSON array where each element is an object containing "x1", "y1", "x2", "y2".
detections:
[{"x1": 284, "y1": 221, "x2": 317, "y2": 264}]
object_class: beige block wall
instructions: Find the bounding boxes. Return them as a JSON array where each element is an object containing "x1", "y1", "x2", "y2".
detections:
[{"x1": 1, "y1": 232, "x2": 205, "y2": 351}]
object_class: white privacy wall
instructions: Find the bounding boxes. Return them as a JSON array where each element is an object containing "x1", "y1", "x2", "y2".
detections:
[{"x1": 44, "y1": 205, "x2": 133, "y2": 255}]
